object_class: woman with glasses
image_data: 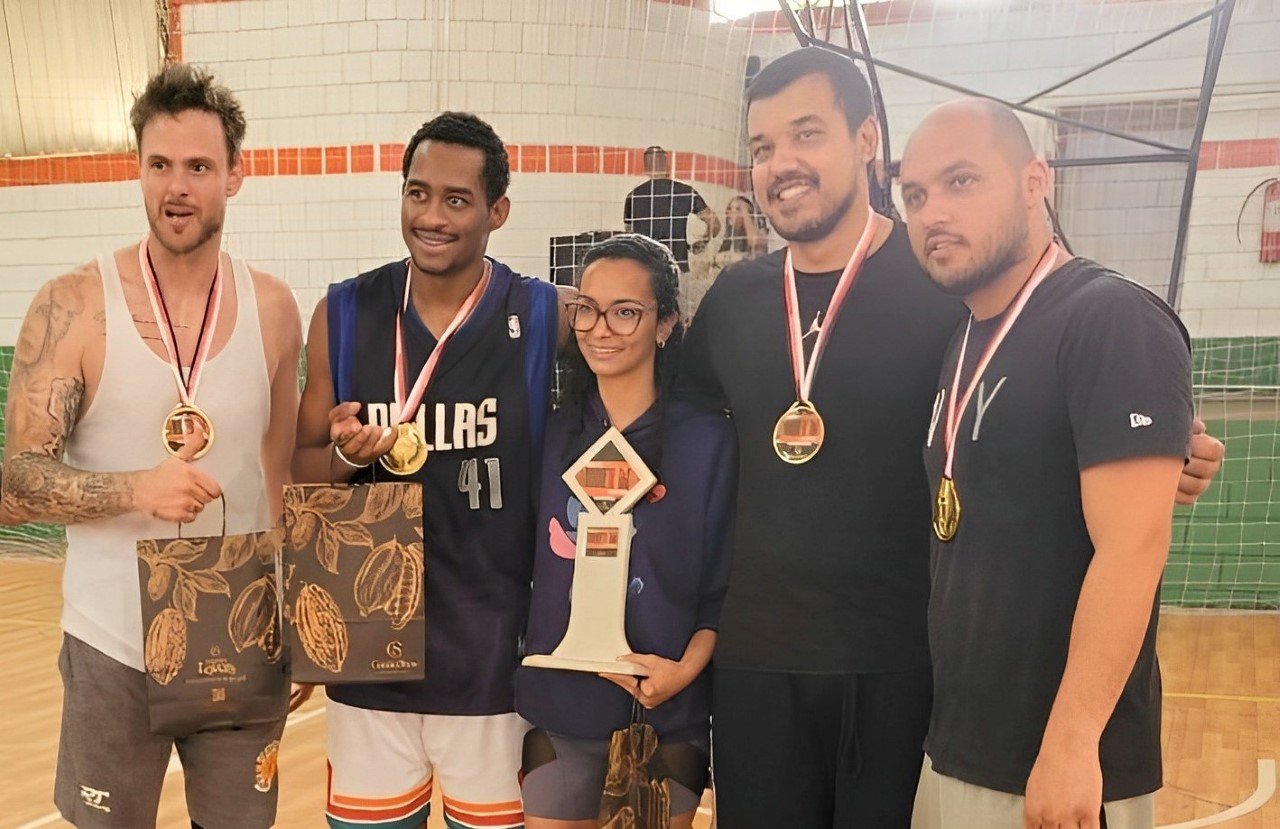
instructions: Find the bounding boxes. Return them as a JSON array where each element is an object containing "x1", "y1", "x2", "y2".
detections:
[{"x1": 515, "y1": 235, "x2": 737, "y2": 828}]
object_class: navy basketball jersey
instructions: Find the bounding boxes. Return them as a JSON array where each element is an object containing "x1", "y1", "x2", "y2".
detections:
[{"x1": 325, "y1": 257, "x2": 558, "y2": 715}]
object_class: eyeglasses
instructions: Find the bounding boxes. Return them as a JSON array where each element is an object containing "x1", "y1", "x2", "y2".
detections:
[{"x1": 565, "y1": 300, "x2": 656, "y2": 336}]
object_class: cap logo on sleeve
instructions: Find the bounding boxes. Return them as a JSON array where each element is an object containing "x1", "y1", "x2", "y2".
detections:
[{"x1": 1130, "y1": 413, "x2": 1153, "y2": 428}]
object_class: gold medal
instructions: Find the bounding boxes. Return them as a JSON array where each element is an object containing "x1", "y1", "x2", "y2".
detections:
[
  {"x1": 138, "y1": 236, "x2": 224, "y2": 464},
  {"x1": 778, "y1": 215, "x2": 877, "y2": 466},
  {"x1": 162, "y1": 403, "x2": 214, "y2": 460},
  {"x1": 933, "y1": 475, "x2": 961, "y2": 542},
  {"x1": 380, "y1": 261, "x2": 489, "y2": 477},
  {"x1": 773, "y1": 400, "x2": 825, "y2": 464},
  {"x1": 935, "y1": 242, "x2": 1063, "y2": 543},
  {"x1": 379, "y1": 422, "x2": 428, "y2": 475}
]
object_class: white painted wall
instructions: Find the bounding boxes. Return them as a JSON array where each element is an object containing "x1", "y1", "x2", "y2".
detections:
[
  {"x1": 0, "y1": 0, "x2": 1276, "y2": 340},
  {"x1": 0, "y1": 0, "x2": 753, "y2": 338},
  {"x1": 744, "y1": 0, "x2": 1280, "y2": 336}
]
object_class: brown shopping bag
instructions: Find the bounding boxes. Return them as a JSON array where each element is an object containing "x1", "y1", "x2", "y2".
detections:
[
  {"x1": 599, "y1": 703, "x2": 673, "y2": 829},
  {"x1": 136, "y1": 506, "x2": 289, "y2": 738},
  {"x1": 282, "y1": 482, "x2": 425, "y2": 684}
]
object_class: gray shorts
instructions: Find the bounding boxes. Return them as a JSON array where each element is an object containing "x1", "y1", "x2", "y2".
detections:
[
  {"x1": 54, "y1": 634, "x2": 285, "y2": 829},
  {"x1": 520, "y1": 728, "x2": 708, "y2": 821},
  {"x1": 912, "y1": 754, "x2": 1156, "y2": 829}
]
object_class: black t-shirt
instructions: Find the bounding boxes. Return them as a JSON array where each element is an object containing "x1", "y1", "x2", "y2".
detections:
[
  {"x1": 624, "y1": 178, "x2": 708, "y2": 268},
  {"x1": 794, "y1": 270, "x2": 838, "y2": 363},
  {"x1": 679, "y1": 223, "x2": 966, "y2": 673},
  {"x1": 922, "y1": 259, "x2": 1193, "y2": 800}
]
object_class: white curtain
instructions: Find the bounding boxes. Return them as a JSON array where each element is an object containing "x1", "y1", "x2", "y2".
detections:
[{"x1": 0, "y1": 0, "x2": 162, "y2": 157}]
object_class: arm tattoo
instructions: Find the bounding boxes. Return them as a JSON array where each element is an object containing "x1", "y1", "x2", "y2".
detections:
[
  {"x1": 44, "y1": 376, "x2": 81, "y2": 456},
  {"x1": 4, "y1": 376, "x2": 135, "y2": 523},
  {"x1": 1, "y1": 273, "x2": 137, "y2": 525},
  {"x1": 5, "y1": 454, "x2": 135, "y2": 523}
]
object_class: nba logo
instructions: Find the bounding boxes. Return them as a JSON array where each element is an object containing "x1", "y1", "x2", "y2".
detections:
[{"x1": 508, "y1": 314, "x2": 521, "y2": 339}]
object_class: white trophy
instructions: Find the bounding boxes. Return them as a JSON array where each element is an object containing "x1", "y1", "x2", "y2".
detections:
[{"x1": 522, "y1": 427, "x2": 657, "y2": 676}]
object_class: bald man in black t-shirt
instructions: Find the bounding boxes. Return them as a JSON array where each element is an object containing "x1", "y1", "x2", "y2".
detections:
[
  {"x1": 679, "y1": 50, "x2": 1223, "y2": 829},
  {"x1": 903, "y1": 99, "x2": 1192, "y2": 829}
]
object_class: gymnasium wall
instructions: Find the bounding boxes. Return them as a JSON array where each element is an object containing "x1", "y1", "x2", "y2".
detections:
[
  {"x1": 0, "y1": 0, "x2": 754, "y2": 339},
  {"x1": 0, "y1": 0, "x2": 1277, "y2": 605},
  {"x1": 1, "y1": 1, "x2": 1277, "y2": 335},
  {"x1": 742, "y1": 0, "x2": 1280, "y2": 337}
]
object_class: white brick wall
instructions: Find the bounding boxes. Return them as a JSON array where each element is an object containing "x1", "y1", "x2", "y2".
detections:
[
  {"x1": 184, "y1": 0, "x2": 752, "y2": 155},
  {"x1": 744, "y1": 0, "x2": 1280, "y2": 337},
  {"x1": 1179, "y1": 167, "x2": 1280, "y2": 337},
  {"x1": 0, "y1": 167, "x2": 738, "y2": 340},
  {"x1": 1, "y1": 0, "x2": 1277, "y2": 341}
]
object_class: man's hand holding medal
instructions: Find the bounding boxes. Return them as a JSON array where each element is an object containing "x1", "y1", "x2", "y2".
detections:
[{"x1": 327, "y1": 401, "x2": 397, "y2": 470}]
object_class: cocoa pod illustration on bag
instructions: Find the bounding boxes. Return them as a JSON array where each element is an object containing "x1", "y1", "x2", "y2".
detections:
[
  {"x1": 145, "y1": 607, "x2": 188, "y2": 685},
  {"x1": 284, "y1": 486, "x2": 373, "y2": 574},
  {"x1": 137, "y1": 526, "x2": 288, "y2": 737},
  {"x1": 352, "y1": 540, "x2": 423, "y2": 630},
  {"x1": 384, "y1": 541, "x2": 423, "y2": 630},
  {"x1": 402, "y1": 484, "x2": 422, "y2": 519},
  {"x1": 358, "y1": 485, "x2": 404, "y2": 523},
  {"x1": 295, "y1": 583, "x2": 349, "y2": 672},
  {"x1": 228, "y1": 576, "x2": 283, "y2": 662},
  {"x1": 254, "y1": 740, "x2": 281, "y2": 793}
]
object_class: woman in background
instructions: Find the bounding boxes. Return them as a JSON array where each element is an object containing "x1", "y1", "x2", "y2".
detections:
[{"x1": 711, "y1": 195, "x2": 768, "y2": 272}]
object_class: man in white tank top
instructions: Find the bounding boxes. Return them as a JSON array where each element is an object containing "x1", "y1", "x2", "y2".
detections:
[{"x1": 0, "y1": 65, "x2": 301, "y2": 829}]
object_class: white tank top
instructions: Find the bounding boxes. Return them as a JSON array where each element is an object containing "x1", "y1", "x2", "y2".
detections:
[{"x1": 63, "y1": 252, "x2": 272, "y2": 671}]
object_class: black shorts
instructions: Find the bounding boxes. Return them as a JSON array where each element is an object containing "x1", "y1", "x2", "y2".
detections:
[
  {"x1": 520, "y1": 728, "x2": 709, "y2": 821},
  {"x1": 711, "y1": 667, "x2": 932, "y2": 829}
]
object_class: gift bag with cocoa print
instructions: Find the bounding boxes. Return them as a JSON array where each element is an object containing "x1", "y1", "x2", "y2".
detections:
[
  {"x1": 598, "y1": 709, "x2": 673, "y2": 829},
  {"x1": 281, "y1": 482, "x2": 425, "y2": 684},
  {"x1": 136, "y1": 523, "x2": 289, "y2": 738}
]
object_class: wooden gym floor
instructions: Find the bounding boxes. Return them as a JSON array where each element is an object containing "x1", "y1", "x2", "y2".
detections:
[{"x1": 1, "y1": 556, "x2": 1275, "y2": 829}]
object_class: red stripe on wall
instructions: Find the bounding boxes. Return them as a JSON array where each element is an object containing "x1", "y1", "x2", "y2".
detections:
[
  {"x1": 0, "y1": 144, "x2": 753, "y2": 189},
  {"x1": 1197, "y1": 137, "x2": 1280, "y2": 171},
  {"x1": 3, "y1": 138, "x2": 1272, "y2": 189},
  {"x1": 0, "y1": 153, "x2": 138, "y2": 186}
]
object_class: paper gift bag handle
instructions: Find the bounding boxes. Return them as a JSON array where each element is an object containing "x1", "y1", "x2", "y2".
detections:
[{"x1": 177, "y1": 493, "x2": 227, "y2": 539}]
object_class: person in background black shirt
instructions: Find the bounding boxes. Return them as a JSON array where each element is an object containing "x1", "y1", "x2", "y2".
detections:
[
  {"x1": 624, "y1": 146, "x2": 721, "y2": 272},
  {"x1": 678, "y1": 48, "x2": 1224, "y2": 829},
  {"x1": 904, "y1": 99, "x2": 1191, "y2": 829}
]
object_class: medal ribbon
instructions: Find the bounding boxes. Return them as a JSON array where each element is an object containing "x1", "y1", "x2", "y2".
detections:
[
  {"x1": 942, "y1": 243, "x2": 1061, "y2": 477},
  {"x1": 782, "y1": 213, "x2": 877, "y2": 403},
  {"x1": 392, "y1": 259, "x2": 491, "y2": 424},
  {"x1": 137, "y1": 235, "x2": 223, "y2": 406}
]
